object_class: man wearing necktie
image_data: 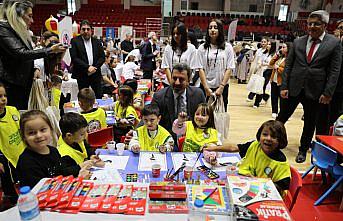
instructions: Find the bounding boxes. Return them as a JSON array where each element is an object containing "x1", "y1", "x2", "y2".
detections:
[{"x1": 277, "y1": 10, "x2": 342, "y2": 163}]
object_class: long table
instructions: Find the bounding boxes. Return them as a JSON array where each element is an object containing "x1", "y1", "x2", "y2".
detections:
[
  {"x1": 0, "y1": 151, "x2": 293, "y2": 220},
  {"x1": 316, "y1": 135, "x2": 343, "y2": 156}
]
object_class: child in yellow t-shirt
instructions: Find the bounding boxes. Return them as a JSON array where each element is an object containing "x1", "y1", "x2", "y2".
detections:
[
  {"x1": 204, "y1": 120, "x2": 291, "y2": 194},
  {"x1": 112, "y1": 85, "x2": 139, "y2": 142},
  {"x1": 50, "y1": 75, "x2": 70, "y2": 115},
  {"x1": 78, "y1": 88, "x2": 107, "y2": 133},
  {"x1": 129, "y1": 104, "x2": 174, "y2": 153},
  {"x1": 172, "y1": 103, "x2": 221, "y2": 163},
  {"x1": 0, "y1": 82, "x2": 25, "y2": 205}
]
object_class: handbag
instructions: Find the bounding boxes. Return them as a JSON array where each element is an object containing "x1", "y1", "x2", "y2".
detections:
[
  {"x1": 208, "y1": 95, "x2": 230, "y2": 143},
  {"x1": 28, "y1": 79, "x2": 61, "y2": 146},
  {"x1": 246, "y1": 74, "x2": 265, "y2": 94}
]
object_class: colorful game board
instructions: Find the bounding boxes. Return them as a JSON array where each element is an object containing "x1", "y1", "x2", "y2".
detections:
[{"x1": 187, "y1": 185, "x2": 232, "y2": 215}]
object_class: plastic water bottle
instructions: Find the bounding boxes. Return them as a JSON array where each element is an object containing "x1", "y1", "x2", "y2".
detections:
[{"x1": 17, "y1": 186, "x2": 42, "y2": 221}]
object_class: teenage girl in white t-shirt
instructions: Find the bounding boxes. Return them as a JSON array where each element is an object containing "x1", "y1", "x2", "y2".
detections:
[
  {"x1": 198, "y1": 19, "x2": 235, "y2": 111},
  {"x1": 162, "y1": 22, "x2": 198, "y2": 85}
]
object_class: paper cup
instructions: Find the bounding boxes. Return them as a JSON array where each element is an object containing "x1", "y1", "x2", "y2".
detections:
[
  {"x1": 184, "y1": 166, "x2": 193, "y2": 180},
  {"x1": 152, "y1": 164, "x2": 161, "y2": 178},
  {"x1": 116, "y1": 143, "x2": 125, "y2": 156},
  {"x1": 107, "y1": 141, "x2": 116, "y2": 153}
]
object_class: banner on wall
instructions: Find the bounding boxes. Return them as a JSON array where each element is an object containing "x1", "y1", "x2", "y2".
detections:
[
  {"x1": 228, "y1": 19, "x2": 238, "y2": 42},
  {"x1": 58, "y1": 16, "x2": 72, "y2": 66},
  {"x1": 120, "y1": 25, "x2": 133, "y2": 41},
  {"x1": 93, "y1": 27, "x2": 103, "y2": 38},
  {"x1": 106, "y1": 27, "x2": 115, "y2": 40}
]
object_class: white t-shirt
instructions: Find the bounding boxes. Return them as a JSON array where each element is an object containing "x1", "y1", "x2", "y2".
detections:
[
  {"x1": 122, "y1": 61, "x2": 140, "y2": 80},
  {"x1": 161, "y1": 43, "x2": 198, "y2": 70},
  {"x1": 197, "y1": 42, "x2": 235, "y2": 88}
]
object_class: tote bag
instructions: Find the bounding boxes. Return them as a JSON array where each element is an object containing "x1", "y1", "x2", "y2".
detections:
[
  {"x1": 208, "y1": 95, "x2": 230, "y2": 143},
  {"x1": 246, "y1": 74, "x2": 265, "y2": 94}
]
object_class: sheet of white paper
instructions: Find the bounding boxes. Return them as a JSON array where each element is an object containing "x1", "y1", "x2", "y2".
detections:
[
  {"x1": 138, "y1": 152, "x2": 167, "y2": 171},
  {"x1": 171, "y1": 152, "x2": 202, "y2": 170},
  {"x1": 99, "y1": 155, "x2": 129, "y2": 170},
  {"x1": 203, "y1": 156, "x2": 240, "y2": 172},
  {"x1": 90, "y1": 168, "x2": 123, "y2": 183}
]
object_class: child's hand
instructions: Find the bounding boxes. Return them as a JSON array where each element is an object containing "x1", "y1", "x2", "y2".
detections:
[
  {"x1": 80, "y1": 160, "x2": 94, "y2": 170},
  {"x1": 159, "y1": 144, "x2": 167, "y2": 154},
  {"x1": 90, "y1": 155, "x2": 105, "y2": 168},
  {"x1": 131, "y1": 145, "x2": 140, "y2": 153},
  {"x1": 124, "y1": 130, "x2": 134, "y2": 144},
  {"x1": 78, "y1": 168, "x2": 92, "y2": 179}
]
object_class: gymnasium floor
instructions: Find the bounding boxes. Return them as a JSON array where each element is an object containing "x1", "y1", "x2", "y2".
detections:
[{"x1": 228, "y1": 79, "x2": 343, "y2": 220}]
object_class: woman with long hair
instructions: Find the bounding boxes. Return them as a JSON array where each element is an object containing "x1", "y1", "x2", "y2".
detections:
[
  {"x1": 247, "y1": 37, "x2": 269, "y2": 102},
  {"x1": 252, "y1": 41, "x2": 277, "y2": 108},
  {"x1": 0, "y1": 0, "x2": 65, "y2": 110},
  {"x1": 162, "y1": 22, "x2": 198, "y2": 84},
  {"x1": 269, "y1": 42, "x2": 291, "y2": 118},
  {"x1": 197, "y1": 19, "x2": 235, "y2": 111}
]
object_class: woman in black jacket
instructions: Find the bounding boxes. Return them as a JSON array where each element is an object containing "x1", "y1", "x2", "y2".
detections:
[{"x1": 0, "y1": 0, "x2": 65, "y2": 110}]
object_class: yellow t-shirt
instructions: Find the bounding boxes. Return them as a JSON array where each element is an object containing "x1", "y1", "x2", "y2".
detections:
[
  {"x1": 57, "y1": 136, "x2": 88, "y2": 165},
  {"x1": 238, "y1": 141, "x2": 291, "y2": 184},
  {"x1": 114, "y1": 101, "x2": 139, "y2": 123},
  {"x1": 0, "y1": 106, "x2": 25, "y2": 167},
  {"x1": 81, "y1": 108, "x2": 107, "y2": 133},
  {"x1": 183, "y1": 121, "x2": 218, "y2": 152},
  {"x1": 51, "y1": 87, "x2": 61, "y2": 108},
  {"x1": 137, "y1": 125, "x2": 172, "y2": 151}
]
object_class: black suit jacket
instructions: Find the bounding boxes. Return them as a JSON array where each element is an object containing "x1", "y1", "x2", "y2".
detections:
[
  {"x1": 281, "y1": 34, "x2": 342, "y2": 100},
  {"x1": 70, "y1": 36, "x2": 105, "y2": 79},
  {"x1": 151, "y1": 86, "x2": 206, "y2": 134},
  {"x1": 140, "y1": 40, "x2": 156, "y2": 71}
]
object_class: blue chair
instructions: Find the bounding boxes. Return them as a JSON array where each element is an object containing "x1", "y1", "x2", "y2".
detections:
[{"x1": 302, "y1": 141, "x2": 343, "y2": 206}]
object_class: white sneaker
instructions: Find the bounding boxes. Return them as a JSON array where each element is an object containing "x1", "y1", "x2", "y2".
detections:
[
  {"x1": 253, "y1": 105, "x2": 258, "y2": 109},
  {"x1": 246, "y1": 98, "x2": 253, "y2": 102},
  {"x1": 272, "y1": 113, "x2": 277, "y2": 119}
]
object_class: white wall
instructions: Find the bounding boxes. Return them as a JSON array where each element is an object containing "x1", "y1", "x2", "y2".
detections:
[{"x1": 131, "y1": 0, "x2": 161, "y2": 6}]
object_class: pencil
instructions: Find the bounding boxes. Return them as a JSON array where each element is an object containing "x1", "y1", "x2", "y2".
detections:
[{"x1": 203, "y1": 187, "x2": 218, "y2": 202}]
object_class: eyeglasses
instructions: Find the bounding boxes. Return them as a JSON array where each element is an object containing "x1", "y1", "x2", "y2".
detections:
[
  {"x1": 307, "y1": 22, "x2": 323, "y2": 27},
  {"x1": 81, "y1": 28, "x2": 91, "y2": 31}
]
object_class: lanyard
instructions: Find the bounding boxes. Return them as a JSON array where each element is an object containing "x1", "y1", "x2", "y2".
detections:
[
  {"x1": 207, "y1": 47, "x2": 219, "y2": 69},
  {"x1": 172, "y1": 50, "x2": 183, "y2": 67}
]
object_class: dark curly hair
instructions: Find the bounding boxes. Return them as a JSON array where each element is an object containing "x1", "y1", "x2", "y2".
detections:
[{"x1": 256, "y1": 120, "x2": 288, "y2": 149}]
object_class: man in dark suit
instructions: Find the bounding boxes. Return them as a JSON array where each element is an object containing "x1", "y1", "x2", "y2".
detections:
[
  {"x1": 140, "y1": 32, "x2": 159, "y2": 80},
  {"x1": 277, "y1": 10, "x2": 342, "y2": 163},
  {"x1": 151, "y1": 63, "x2": 206, "y2": 138},
  {"x1": 70, "y1": 20, "x2": 105, "y2": 98}
]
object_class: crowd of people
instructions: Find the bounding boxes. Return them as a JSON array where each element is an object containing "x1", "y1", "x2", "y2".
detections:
[{"x1": 0, "y1": 0, "x2": 342, "y2": 211}]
